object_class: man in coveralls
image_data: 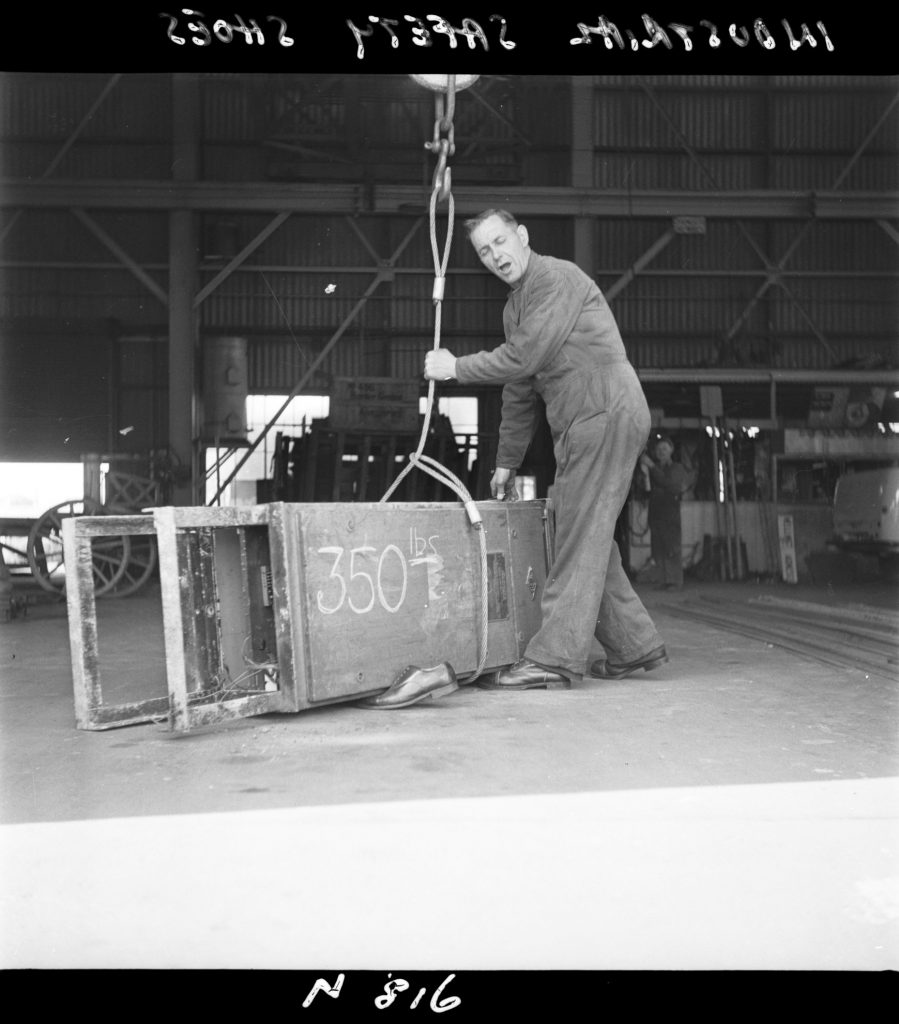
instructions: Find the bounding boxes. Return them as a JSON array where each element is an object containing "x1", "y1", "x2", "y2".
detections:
[
  {"x1": 641, "y1": 435, "x2": 690, "y2": 590},
  {"x1": 424, "y1": 209, "x2": 668, "y2": 688}
]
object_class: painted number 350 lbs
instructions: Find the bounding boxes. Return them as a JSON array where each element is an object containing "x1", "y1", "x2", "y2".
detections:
[{"x1": 315, "y1": 544, "x2": 409, "y2": 616}]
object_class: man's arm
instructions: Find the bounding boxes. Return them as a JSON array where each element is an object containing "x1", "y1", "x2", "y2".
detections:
[
  {"x1": 495, "y1": 381, "x2": 538, "y2": 472},
  {"x1": 454, "y1": 263, "x2": 589, "y2": 385},
  {"x1": 489, "y1": 467, "x2": 518, "y2": 500}
]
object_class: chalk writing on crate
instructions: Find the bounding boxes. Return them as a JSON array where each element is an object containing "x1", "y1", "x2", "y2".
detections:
[
  {"x1": 160, "y1": 10, "x2": 295, "y2": 46},
  {"x1": 314, "y1": 527, "x2": 445, "y2": 617}
]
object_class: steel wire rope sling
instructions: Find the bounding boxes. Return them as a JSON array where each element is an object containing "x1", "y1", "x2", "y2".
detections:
[{"x1": 380, "y1": 74, "x2": 490, "y2": 683}]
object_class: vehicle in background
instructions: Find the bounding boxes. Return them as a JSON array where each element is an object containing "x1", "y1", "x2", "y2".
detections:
[{"x1": 831, "y1": 466, "x2": 899, "y2": 576}]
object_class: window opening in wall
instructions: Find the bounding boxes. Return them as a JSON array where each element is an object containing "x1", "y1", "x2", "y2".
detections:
[
  {"x1": 0, "y1": 461, "x2": 99, "y2": 576},
  {"x1": 206, "y1": 395, "x2": 330, "y2": 506},
  {"x1": 206, "y1": 394, "x2": 482, "y2": 506},
  {"x1": 0, "y1": 462, "x2": 87, "y2": 519},
  {"x1": 421, "y1": 395, "x2": 479, "y2": 471}
]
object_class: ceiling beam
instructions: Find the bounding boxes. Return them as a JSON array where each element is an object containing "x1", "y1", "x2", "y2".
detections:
[
  {"x1": 0, "y1": 75, "x2": 123, "y2": 247},
  {"x1": 637, "y1": 369, "x2": 899, "y2": 385},
  {"x1": 2, "y1": 180, "x2": 897, "y2": 220}
]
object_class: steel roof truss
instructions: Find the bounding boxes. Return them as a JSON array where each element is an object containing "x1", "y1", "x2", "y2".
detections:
[
  {"x1": 69, "y1": 207, "x2": 168, "y2": 307},
  {"x1": 193, "y1": 211, "x2": 292, "y2": 308}
]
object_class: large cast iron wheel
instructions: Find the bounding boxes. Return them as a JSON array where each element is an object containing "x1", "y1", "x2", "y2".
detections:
[{"x1": 27, "y1": 499, "x2": 131, "y2": 597}]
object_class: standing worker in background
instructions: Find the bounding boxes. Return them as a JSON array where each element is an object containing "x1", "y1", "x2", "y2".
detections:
[
  {"x1": 424, "y1": 209, "x2": 668, "y2": 687},
  {"x1": 641, "y1": 435, "x2": 689, "y2": 591}
]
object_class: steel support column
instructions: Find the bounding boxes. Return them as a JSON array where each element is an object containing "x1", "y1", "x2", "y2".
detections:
[
  {"x1": 169, "y1": 75, "x2": 201, "y2": 506},
  {"x1": 169, "y1": 210, "x2": 199, "y2": 506}
]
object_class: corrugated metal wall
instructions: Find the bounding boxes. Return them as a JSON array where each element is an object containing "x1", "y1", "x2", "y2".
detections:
[
  {"x1": 1, "y1": 73, "x2": 896, "y2": 460},
  {"x1": 0, "y1": 74, "x2": 173, "y2": 178}
]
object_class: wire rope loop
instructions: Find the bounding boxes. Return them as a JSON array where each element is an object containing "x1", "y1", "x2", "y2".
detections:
[
  {"x1": 394, "y1": 73, "x2": 489, "y2": 682},
  {"x1": 429, "y1": 188, "x2": 455, "y2": 275}
]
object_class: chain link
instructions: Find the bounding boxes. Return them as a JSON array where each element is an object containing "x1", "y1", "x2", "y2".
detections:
[{"x1": 425, "y1": 77, "x2": 457, "y2": 202}]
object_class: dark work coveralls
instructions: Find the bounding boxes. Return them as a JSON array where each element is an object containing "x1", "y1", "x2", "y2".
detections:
[
  {"x1": 648, "y1": 462, "x2": 689, "y2": 588},
  {"x1": 454, "y1": 251, "x2": 663, "y2": 679}
]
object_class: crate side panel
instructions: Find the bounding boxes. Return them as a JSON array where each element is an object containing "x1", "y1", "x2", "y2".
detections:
[{"x1": 297, "y1": 505, "x2": 482, "y2": 700}]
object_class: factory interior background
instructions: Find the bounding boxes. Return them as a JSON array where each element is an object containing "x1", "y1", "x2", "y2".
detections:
[{"x1": 0, "y1": 66, "x2": 897, "y2": 985}]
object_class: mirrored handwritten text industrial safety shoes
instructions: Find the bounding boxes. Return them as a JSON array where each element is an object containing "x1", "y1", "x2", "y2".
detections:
[
  {"x1": 477, "y1": 659, "x2": 572, "y2": 691},
  {"x1": 355, "y1": 662, "x2": 459, "y2": 709},
  {"x1": 588, "y1": 644, "x2": 668, "y2": 680}
]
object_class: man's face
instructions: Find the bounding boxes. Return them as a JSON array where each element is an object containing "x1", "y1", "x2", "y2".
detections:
[
  {"x1": 469, "y1": 215, "x2": 530, "y2": 284},
  {"x1": 655, "y1": 441, "x2": 674, "y2": 463}
]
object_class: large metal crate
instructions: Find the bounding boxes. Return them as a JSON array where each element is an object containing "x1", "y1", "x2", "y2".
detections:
[{"x1": 64, "y1": 500, "x2": 553, "y2": 733}]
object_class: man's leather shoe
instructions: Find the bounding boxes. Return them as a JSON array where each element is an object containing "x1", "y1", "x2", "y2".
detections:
[
  {"x1": 478, "y1": 659, "x2": 571, "y2": 690},
  {"x1": 355, "y1": 662, "x2": 459, "y2": 709},
  {"x1": 588, "y1": 644, "x2": 668, "y2": 680}
]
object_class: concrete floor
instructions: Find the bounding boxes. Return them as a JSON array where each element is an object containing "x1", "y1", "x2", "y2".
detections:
[{"x1": 1, "y1": 575, "x2": 897, "y2": 974}]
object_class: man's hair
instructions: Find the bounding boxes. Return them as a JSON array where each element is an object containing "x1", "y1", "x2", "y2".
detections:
[{"x1": 463, "y1": 208, "x2": 519, "y2": 239}]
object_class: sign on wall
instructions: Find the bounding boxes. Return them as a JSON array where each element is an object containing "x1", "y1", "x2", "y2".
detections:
[{"x1": 777, "y1": 514, "x2": 799, "y2": 584}]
